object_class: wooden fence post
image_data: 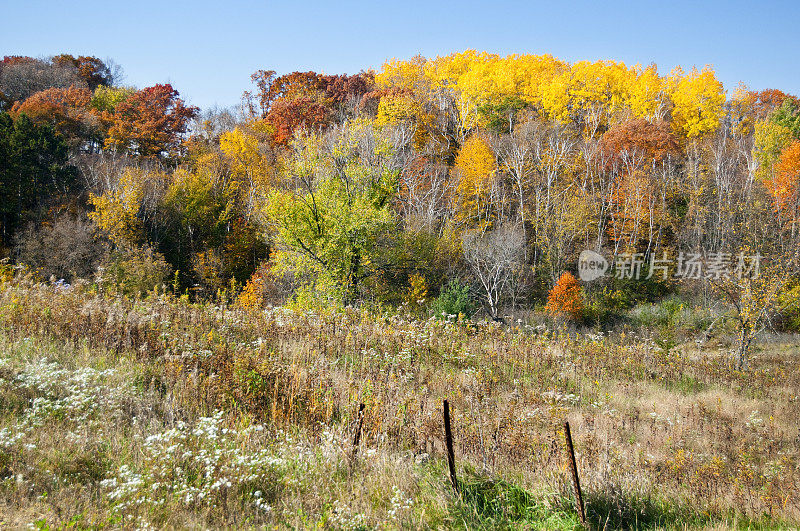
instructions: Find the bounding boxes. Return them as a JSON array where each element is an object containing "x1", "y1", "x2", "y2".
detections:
[
  {"x1": 443, "y1": 399, "x2": 459, "y2": 493},
  {"x1": 351, "y1": 403, "x2": 365, "y2": 459},
  {"x1": 564, "y1": 421, "x2": 586, "y2": 526}
]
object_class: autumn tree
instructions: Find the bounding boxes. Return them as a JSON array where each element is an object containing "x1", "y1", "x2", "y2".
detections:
[
  {"x1": 10, "y1": 85, "x2": 97, "y2": 147},
  {"x1": 219, "y1": 126, "x2": 273, "y2": 218},
  {"x1": 246, "y1": 70, "x2": 374, "y2": 146},
  {"x1": 267, "y1": 119, "x2": 409, "y2": 303},
  {"x1": 454, "y1": 134, "x2": 500, "y2": 227},
  {"x1": 158, "y1": 168, "x2": 266, "y2": 293},
  {"x1": 709, "y1": 253, "x2": 797, "y2": 370},
  {"x1": 51, "y1": 54, "x2": 117, "y2": 90},
  {"x1": 265, "y1": 97, "x2": 329, "y2": 146},
  {"x1": 105, "y1": 84, "x2": 198, "y2": 159},
  {"x1": 668, "y1": 66, "x2": 725, "y2": 139},
  {"x1": 769, "y1": 140, "x2": 800, "y2": 242},
  {"x1": 0, "y1": 56, "x2": 85, "y2": 108},
  {"x1": 600, "y1": 118, "x2": 679, "y2": 253},
  {"x1": 771, "y1": 98, "x2": 800, "y2": 139},
  {"x1": 88, "y1": 167, "x2": 152, "y2": 247},
  {"x1": 545, "y1": 271, "x2": 583, "y2": 320}
]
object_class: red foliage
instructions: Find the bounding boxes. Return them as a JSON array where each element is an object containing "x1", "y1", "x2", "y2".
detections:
[
  {"x1": 51, "y1": 54, "x2": 114, "y2": 90},
  {"x1": 105, "y1": 83, "x2": 198, "y2": 159},
  {"x1": 265, "y1": 97, "x2": 329, "y2": 146},
  {"x1": 248, "y1": 69, "x2": 374, "y2": 144},
  {"x1": 1, "y1": 56, "x2": 37, "y2": 67},
  {"x1": 747, "y1": 89, "x2": 800, "y2": 120},
  {"x1": 601, "y1": 118, "x2": 679, "y2": 165}
]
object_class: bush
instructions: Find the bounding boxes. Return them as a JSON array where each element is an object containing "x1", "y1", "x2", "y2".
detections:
[
  {"x1": 430, "y1": 279, "x2": 477, "y2": 320},
  {"x1": 545, "y1": 272, "x2": 583, "y2": 321},
  {"x1": 101, "y1": 245, "x2": 172, "y2": 297},
  {"x1": 778, "y1": 278, "x2": 800, "y2": 332},
  {"x1": 14, "y1": 213, "x2": 109, "y2": 282},
  {"x1": 237, "y1": 263, "x2": 294, "y2": 310}
]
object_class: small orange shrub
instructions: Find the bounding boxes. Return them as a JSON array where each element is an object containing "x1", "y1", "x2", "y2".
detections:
[
  {"x1": 545, "y1": 272, "x2": 583, "y2": 320},
  {"x1": 238, "y1": 273, "x2": 265, "y2": 310}
]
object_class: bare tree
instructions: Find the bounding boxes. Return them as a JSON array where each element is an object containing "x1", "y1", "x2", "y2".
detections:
[{"x1": 462, "y1": 223, "x2": 525, "y2": 320}]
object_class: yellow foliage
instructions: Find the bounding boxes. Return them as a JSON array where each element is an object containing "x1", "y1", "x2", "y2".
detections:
[
  {"x1": 88, "y1": 168, "x2": 147, "y2": 247},
  {"x1": 454, "y1": 135, "x2": 497, "y2": 225},
  {"x1": 754, "y1": 120, "x2": 793, "y2": 184},
  {"x1": 629, "y1": 65, "x2": 667, "y2": 121},
  {"x1": 378, "y1": 52, "x2": 729, "y2": 142},
  {"x1": 375, "y1": 94, "x2": 419, "y2": 126},
  {"x1": 668, "y1": 66, "x2": 725, "y2": 138},
  {"x1": 238, "y1": 273, "x2": 266, "y2": 310},
  {"x1": 219, "y1": 127, "x2": 272, "y2": 216},
  {"x1": 540, "y1": 60, "x2": 635, "y2": 127},
  {"x1": 402, "y1": 273, "x2": 428, "y2": 314}
]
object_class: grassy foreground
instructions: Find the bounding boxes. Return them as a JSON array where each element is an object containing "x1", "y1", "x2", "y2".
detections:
[{"x1": 0, "y1": 275, "x2": 797, "y2": 529}]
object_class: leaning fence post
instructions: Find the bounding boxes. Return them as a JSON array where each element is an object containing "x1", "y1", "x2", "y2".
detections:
[
  {"x1": 443, "y1": 399, "x2": 459, "y2": 493},
  {"x1": 564, "y1": 421, "x2": 586, "y2": 526},
  {"x1": 351, "y1": 403, "x2": 365, "y2": 459}
]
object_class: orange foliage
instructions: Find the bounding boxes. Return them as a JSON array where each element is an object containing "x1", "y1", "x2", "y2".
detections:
[
  {"x1": 265, "y1": 97, "x2": 329, "y2": 146},
  {"x1": 11, "y1": 85, "x2": 94, "y2": 140},
  {"x1": 545, "y1": 272, "x2": 583, "y2": 320},
  {"x1": 601, "y1": 119, "x2": 679, "y2": 163},
  {"x1": 105, "y1": 84, "x2": 198, "y2": 158},
  {"x1": 770, "y1": 140, "x2": 800, "y2": 212}
]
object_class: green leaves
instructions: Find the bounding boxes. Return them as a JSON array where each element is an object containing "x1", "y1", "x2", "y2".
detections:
[
  {"x1": 0, "y1": 112, "x2": 76, "y2": 247},
  {"x1": 268, "y1": 122, "x2": 402, "y2": 303}
]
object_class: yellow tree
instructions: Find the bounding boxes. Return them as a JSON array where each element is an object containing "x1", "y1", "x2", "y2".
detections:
[
  {"x1": 668, "y1": 66, "x2": 725, "y2": 139},
  {"x1": 628, "y1": 65, "x2": 669, "y2": 121},
  {"x1": 540, "y1": 60, "x2": 634, "y2": 134},
  {"x1": 88, "y1": 168, "x2": 147, "y2": 247},
  {"x1": 454, "y1": 134, "x2": 498, "y2": 227},
  {"x1": 219, "y1": 127, "x2": 271, "y2": 219},
  {"x1": 709, "y1": 254, "x2": 796, "y2": 370},
  {"x1": 754, "y1": 120, "x2": 793, "y2": 185}
]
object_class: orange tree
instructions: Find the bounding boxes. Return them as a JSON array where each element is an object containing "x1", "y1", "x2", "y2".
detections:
[{"x1": 545, "y1": 271, "x2": 583, "y2": 320}]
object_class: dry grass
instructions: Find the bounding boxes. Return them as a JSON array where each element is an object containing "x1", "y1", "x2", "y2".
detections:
[{"x1": 0, "y1": 273, "x2": 797, "y2": 529}]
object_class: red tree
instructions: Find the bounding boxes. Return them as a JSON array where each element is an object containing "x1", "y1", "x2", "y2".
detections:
[{"x1": 105, "y1": 84, "x2": 198, "y2": 159}]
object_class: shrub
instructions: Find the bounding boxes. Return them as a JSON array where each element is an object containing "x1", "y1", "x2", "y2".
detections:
[
  {"x1": 14, "y1": 213, "x2": 108, "y2": 282},
  {"x1": 401, "y1": 273, "x2": 429, "y2": 317},
  {"x1": 545, "y1": 272, "x2": 583, "y2": 320},
  {"x1": 778, "y1": 278, "x2": 800, "y2": 332},
  {"x1": 237, "y1": 263, "x2": 293, "y2": 310},
  {"x1": 101, "y1": 245, "x2": 172, "y2": 296},
  {"x1": 430, "y1": 279, "x2": 477, "y2": 320}
]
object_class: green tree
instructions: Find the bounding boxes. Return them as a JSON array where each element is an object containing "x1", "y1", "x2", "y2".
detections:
[
  {"x1": 771, "y1": 98, "x2": 800, "y2": 139},
  {"x1": 0, "y1": 112, "x2": 76, "y2": 247},
  {"x1": 267, "y1": 119, "x2": 405, "y2": 303}
]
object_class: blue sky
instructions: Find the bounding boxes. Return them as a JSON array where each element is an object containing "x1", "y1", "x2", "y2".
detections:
[{"x1": 2, "y1": 0, "x2": 798, "y2": 110}]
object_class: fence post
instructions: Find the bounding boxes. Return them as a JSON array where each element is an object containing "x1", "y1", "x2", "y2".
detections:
[
  {"x1": 443, "y1": 399, "x2": 459, "y2": 493},
  {"x1": 564, "y1": 421, "x2": 586, "y2": 526},
  {"x1": 351, "y1": 403, "x2": 365, "y2": 459}
]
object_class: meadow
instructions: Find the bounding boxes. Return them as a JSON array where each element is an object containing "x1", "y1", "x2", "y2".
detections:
[{"x1": 0, "y1": 270, "x2": 797, "y2": 529}]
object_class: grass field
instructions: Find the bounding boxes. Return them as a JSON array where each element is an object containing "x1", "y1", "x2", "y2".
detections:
[{"x1": 0, "y1": 274, "x2": 798, "y2": 529}]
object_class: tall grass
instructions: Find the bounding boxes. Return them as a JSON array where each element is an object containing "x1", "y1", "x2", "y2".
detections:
[{"x1": 0, "y1": 272, "x2": 797, "y2": 528}]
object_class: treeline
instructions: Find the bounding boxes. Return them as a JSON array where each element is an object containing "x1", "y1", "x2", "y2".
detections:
[{"x1": 2, "y1": 51, "x2": 800, "y2": 327}]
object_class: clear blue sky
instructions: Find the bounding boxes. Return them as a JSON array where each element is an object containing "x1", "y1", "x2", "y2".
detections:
[{"x1": 2, "y1": 0, "x2": 798, "y2": 110}]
